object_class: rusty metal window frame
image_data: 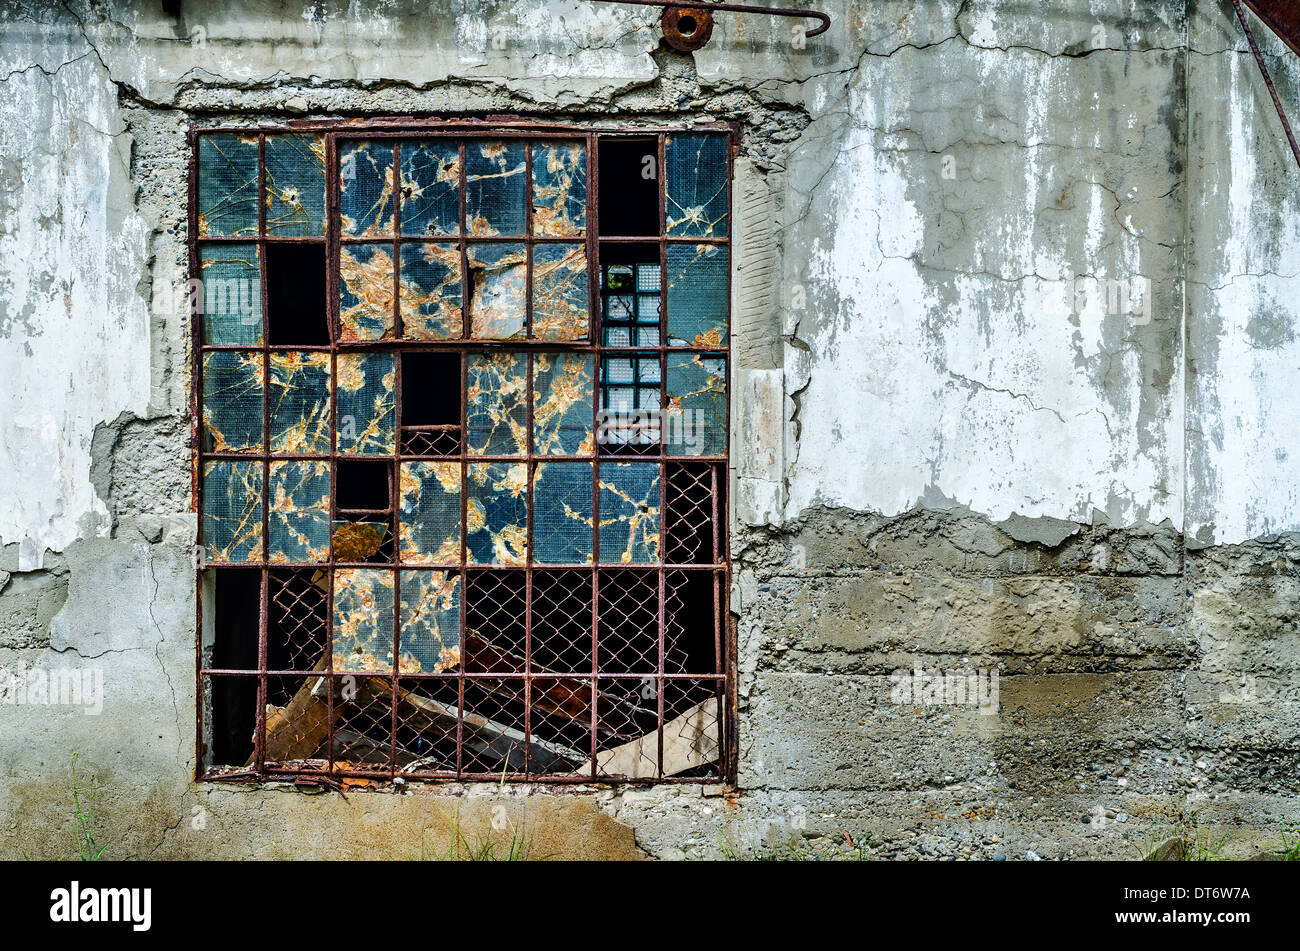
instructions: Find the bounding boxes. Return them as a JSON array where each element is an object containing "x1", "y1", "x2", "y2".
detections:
[{"x1": 190, "y1": 118, "x2": 737, "y2": 785}]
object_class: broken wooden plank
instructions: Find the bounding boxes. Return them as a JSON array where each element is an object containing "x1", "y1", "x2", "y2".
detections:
[
  {"x1": 395, "y1": 684, "x2": 587, "y2": 773},
  {"x1": 578, "y1": 699, "x2": 720, "y2": 779}
]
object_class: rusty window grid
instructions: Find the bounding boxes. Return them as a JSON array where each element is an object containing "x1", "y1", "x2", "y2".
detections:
[{"x1": 192, "y1": 121, "x2": 735, "y2": 784}]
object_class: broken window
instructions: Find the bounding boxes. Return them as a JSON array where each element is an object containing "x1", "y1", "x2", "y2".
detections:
[{"x1": 194, "y1": 122, "x2": 733, "y2": 783}]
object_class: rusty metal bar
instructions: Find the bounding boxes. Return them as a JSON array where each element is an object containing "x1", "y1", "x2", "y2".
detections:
[
  {"x1": 1234, "y1": 0, "x2": 1300, "y2": 172},
  {"x1": 595, "y1": 0, "x2": 829, "y2": 38}
]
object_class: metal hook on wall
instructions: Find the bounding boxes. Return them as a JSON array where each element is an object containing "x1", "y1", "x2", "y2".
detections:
[{"x1": 591, "y1": 0, "x2": 830, "y2": 52}]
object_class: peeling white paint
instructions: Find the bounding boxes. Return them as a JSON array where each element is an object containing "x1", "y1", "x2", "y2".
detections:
[{"x1": 0, "y1": 49, "x2": 151, "y2": 555}]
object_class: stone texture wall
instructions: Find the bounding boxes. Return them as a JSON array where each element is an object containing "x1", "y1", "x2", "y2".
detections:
[{"x1": 0, "y1": 0, "x2": 1296, "y2": 860}]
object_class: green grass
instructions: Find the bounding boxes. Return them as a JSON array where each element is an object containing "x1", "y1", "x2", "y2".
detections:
[
  {"x1": 69, "y1": 753, "x2": 107, "y2": 861},
  {"x1": 1278, "y1": 822, "x2": 1300, "y2": 861},
  {"x1": 26, "y1": 753, "x2": 107, "y2": 861},
  {"x1": 1137, "y1": 809, "x2": 1229, "y2": 861}
]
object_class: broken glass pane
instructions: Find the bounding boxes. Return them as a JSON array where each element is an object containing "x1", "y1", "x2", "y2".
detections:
[
  {"x1": 200, "y1": 243, "x2": 262, "y2": 345},
  {"x1": 399, "y1": 461, "x2": 461, "y2": 565},
  {"x1": 399, "y1": 242, "x2": 463, "y2": 339},
  {"x1": 332, "y1": 568, "x2": 396, "y2": 671},
  {"x1": 666, "y1": 355, "x2": 726, "y2": 457},
  {"x1": 264, "y1": 133, "x2": 327, "y2": 236},
  {"x1": 336, "y1": 352, "x2": 396, "y2": 455},
  {"x1": 598, "y1": 462, "x2": 660, "y2": 564},
  {"x1": 269, "y1": 352, "x2": 331, "y2": 454},
  {"x1": 533, "y1": 462, "x2": 594, "y2": 564},
  {"x1": 666, "y1": 244, "x2": 727, "y2": 347},
  {"x1": 339, "y1": 140, "x2": 396, "y2": 236},
  {"x1": 466, "y1": 463, "x2": 528, "y2": 565},
  {"x1": 399, "y1": 570, "x2": 461, "y2": 673},
  {"x1": 665, "y1": 132, "x2": 728, "y2": 238},
  {"x1": 339, "y1": 243, "x2": 396, "y2": 340},
  {"x1": 532, "y1": 243, "x2": 589, "y2": 340},
  {"x1": 197, "y1": 133, "x2": 259, "y2": 238},
  {"x1": 203, "y1": 461, "x2": 263, "y2": 563},
  {"x1": 332, "y1": 519, "x2": 389, "y2": 562},
  {"x1": 533, "y1": 352, "x2": 594, "y2": 455},
  {"x1": 467, "y1": 352, "x2": 527, "y2": 455},
  {"x1": 466, "y1": 242, "x2": 526, "y2": 339},
  {"x1": 268, "y1": 460, "x2": 331, "y2": 563},
  {"x1": 532, "y1": 141, "x2": 587, "y2": 236},
  {"x1": 466, "y1": 140, "x2": 526, "y2": 236},
  {"x1": 400, "y1": 140, "x2": 461, "y2": 236},
  {"x1": 202, "y1": 351, "x2": 264, "y2": 452}
]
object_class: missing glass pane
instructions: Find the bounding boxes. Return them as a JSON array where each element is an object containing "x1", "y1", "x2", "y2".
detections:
[
  {"x1": 598, "y1": 137, "x2": 659, "y2": 236},
  {"x1": 266, "y1": 243, "x2": 329, "y2": 344}
]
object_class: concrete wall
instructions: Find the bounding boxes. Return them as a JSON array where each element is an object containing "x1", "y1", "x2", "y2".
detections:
[{"x1": 0, "y1": 0, "x2": 1296, "y2": 860}]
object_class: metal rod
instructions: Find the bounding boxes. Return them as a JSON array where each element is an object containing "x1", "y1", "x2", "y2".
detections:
[
  {"x1": 595, "y1": 0, "x2": 830, "y2": 38},
  {"x1": 1233, "y1": 0, "x2": 1300, "y2": 171}
]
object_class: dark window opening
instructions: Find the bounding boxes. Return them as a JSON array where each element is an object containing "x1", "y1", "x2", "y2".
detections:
[
  {"x1": 598, "y1": 137, "x2": 660, "y2": 237},
  {"x1": 265, "y1": 243, "x2": 329, "y2": 345}
]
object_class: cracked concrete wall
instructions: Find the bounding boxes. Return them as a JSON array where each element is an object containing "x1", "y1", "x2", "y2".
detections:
[{"x1": 0, "y1": 0, "x2": 1297, "y2": 860}]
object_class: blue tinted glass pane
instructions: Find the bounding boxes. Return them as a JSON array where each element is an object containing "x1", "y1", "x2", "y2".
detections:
[
  {"x1": 203, "y1": 461, "x2": 263, "y2": 562},
  {"x1": 666, "y1": 355, "x2": 726, "y2": 457},
  {"x1": 400, "y1": 140, "x2": 461, "y2": 236},
  {"x1": 532, "y1": 243, "x2": 588, "y2": 340},
  {"x1": 198, "y1": 133, "x2": 259, "y2": 238},
  {"x1": 467, "y1": 353, "x2": 527, "y2": 455},
  {"x1": 264, "y1": 134, "x2": 326, "y2": 236},
  {"x1": 339, "y1": 140, "x2": 395, "y2": 236},
  {"x1": 269, "y1": 352, "x2": 331, "y2": 454},
  {"x1": 399, "y1": 570, "x2": 461, "y2": 673},
  {"x1": 466, "y1": 463, "x2": 528, "y2": 565},
  {"x1": 399, "y1": 242, "x2": 463, "y2": 339},
  {"x1": 339, "y1": 243, "x2": 396, "y2": 340},
  {"x1": 666, "y1": 244, "x2": 727, "y2": 346},
  {"x1": 202, "y1": 351, "x2": 264, "y2": 452},
  {"x1": 336, "y1": 352, "x2": 396, "y2": 455},
  {"x1": 399, "y1": 461, "x2": 461, "y2": 565},
  {"x1": 533, "y1": 352, "x2": 594, "y2": 455},
  {"x1": 466, "y1": 140, "x2": 526, "y2": 236},
  {"x1": 598, "y1": 462, "x2": 660, "y2": 564},
  {"x1": 665, "y1": 132, "x2": 728, "y2": 238},
  {"x1": 533, "y1": 462, "x2": 593, "y2": 564},
  {"x1": 532, "y1": 141, "x2": 587, "y2": 236},
  {"x1": 200, "y1": 243, "x2": 261, "y2": 345},
  {"x1": 268, "y1": 460, "x2": 331, "y2": 563},
  {"x1": 332, "y1": 569, "x2": 396, "y2": 671}
]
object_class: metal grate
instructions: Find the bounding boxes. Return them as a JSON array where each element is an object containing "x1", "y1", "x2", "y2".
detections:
[{"x1": 193, "y1": 120, "x2": 735, "y2": 783}]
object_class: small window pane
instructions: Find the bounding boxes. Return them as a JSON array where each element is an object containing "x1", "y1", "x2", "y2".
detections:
[
  {"x1": 203, "y1": 461, "x2": 264, "y2": 563},
  {"x1": 532, "y1": 141, "x2": 587, "y2": 237},
  {"x1": 268, "y1": 461, "x2": 331, "y2": 563},
  {"x1": 339, "y1": 141, "x2": 396, "y2": 237},
  {"x1": 466, "y1": 140, "x2": 526, "y2": 236},
  {"x1": 340, "y1": 243, "x2": 396, "y2": 340},
  {"x1": 198, "y1": 133, "x2": 259, "y2": 238},
  {"x1": 598, "y1": 462, "x2": 660, "y2": 564},
  {"x1": 200, "y1": 243, "x2": 262, "y2": 345},
  {"x1": 264, "y1": 133, "x2": 326, "y2": 237}
]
